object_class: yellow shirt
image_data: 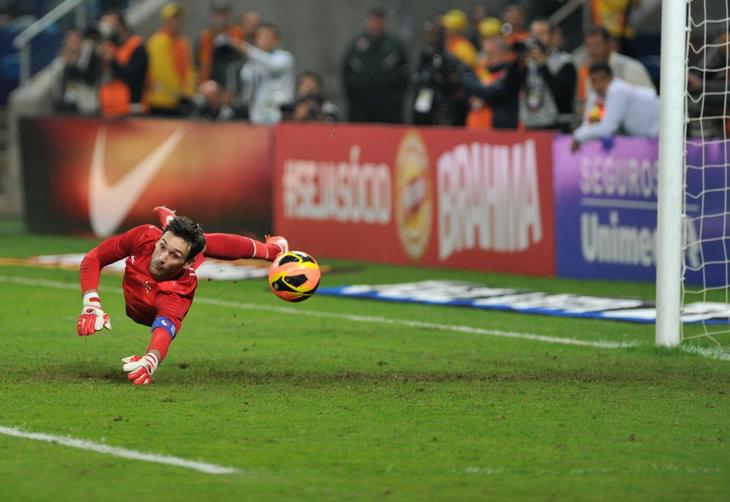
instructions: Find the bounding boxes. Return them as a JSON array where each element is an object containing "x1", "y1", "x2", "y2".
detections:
[
  {"x1": 146, "y1": 31, "x2": 197, "y2": 109},
  {"x1": 591, "y1": 0, "x2": 635, "y2": 39}
]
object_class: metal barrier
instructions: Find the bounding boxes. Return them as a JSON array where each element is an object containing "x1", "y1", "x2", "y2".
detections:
[{"x1": 13, "y1": 0, "x2": 88, "y2": 85}]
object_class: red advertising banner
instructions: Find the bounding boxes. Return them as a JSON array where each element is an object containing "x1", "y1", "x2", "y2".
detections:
[
  {"x1": 21, "y1": 117, "x2": 272, "y2": 237},
  {"x1": 274, "y1": 123, "x2": 555, "y2": 276}
]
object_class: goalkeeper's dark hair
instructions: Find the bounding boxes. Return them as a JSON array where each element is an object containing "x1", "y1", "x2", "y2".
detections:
[{"x1": 164, "y1": 216, "x2": 206, "y2": 262}]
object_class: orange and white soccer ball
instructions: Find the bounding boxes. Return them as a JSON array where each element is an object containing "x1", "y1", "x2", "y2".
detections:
[{"x1": 268, "y1": 251, "x2": 321, "y2": 302}]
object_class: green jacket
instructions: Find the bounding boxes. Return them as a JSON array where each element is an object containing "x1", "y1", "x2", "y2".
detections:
[{"x1": 342, "y1": 32, "x2": 409, "y2": 123}]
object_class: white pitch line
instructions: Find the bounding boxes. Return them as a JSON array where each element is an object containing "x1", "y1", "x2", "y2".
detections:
[
  {"x1": 194, "y1": 296, "x2": 639, "y2": 349},
  {"x1": 0, "y1": 274, "x2": 637, "y2": 350},
  {"x1": 678, "y1": 344, "x2": 730, "y2": 361},
  {"x1": 0, "y1": 426, "x2": 236, "y2": 475},
  {"x1": 5, "y1": 273, "x2": 730, "y2": 359}
]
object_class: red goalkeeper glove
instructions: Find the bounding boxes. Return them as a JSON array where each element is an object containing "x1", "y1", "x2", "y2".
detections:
[
  {"x1": 77, "y1": 293, "x2": 112, "y2": 336},
  {"x1": 121, "y1": 353, "x2": 159, "y2": 385}
]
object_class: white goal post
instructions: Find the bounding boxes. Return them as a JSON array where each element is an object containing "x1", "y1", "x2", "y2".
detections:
[{"x1": 655, "y1": 0, "x2": 688, "y2": 347}]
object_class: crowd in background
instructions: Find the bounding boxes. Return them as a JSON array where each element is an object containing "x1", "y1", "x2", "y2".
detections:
[
  {"x1": 48, "y1": 1, "x2": 729, "y2": 143},
  {"x1": 54, "y1": 1, "x2": 302, "y2": 123}
]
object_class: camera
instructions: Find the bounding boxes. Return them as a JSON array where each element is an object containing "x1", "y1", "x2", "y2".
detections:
[
  {"x1": 281, "y1": 93, "x2": 324, "y2": 121},
  {"x1": 524, "y1": 36, "x2": 547, "y2": 54},
  {"x1": 82, "y1": 22, "x2": 101, "y2": 41}
]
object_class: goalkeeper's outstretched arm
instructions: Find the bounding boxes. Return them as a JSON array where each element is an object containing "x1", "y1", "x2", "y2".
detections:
[{"x1": 77, "y1": 229, "x2": 142, "y2": 336}]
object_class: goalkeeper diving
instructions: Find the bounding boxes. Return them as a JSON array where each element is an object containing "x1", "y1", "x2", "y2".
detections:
[{"x1": 77, "y1": 207, "x2": 288, "y2": 385}]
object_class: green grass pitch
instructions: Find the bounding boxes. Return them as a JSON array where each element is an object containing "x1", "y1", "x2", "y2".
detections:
[{"x1": 0, "y1": 218, "x2": 728, "y2": 500}]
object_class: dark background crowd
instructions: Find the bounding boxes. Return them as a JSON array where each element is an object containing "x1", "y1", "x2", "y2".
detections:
[{"x1": 1, "y1": 0, "x2": 728, "y2": 139}]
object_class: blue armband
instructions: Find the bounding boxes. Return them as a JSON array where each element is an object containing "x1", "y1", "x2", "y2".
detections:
[{"x1": 151, "y1": 316, "x2": 177, "y2": 339}]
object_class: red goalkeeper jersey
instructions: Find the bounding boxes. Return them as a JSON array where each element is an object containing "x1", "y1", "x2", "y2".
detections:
[{"x1": 79, "y1": 225, "x2": 204, "y2": 334}]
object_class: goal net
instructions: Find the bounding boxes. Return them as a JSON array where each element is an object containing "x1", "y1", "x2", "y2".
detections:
[{"x1": 677, "y1": 0, "x2": 730, "y2": 356}]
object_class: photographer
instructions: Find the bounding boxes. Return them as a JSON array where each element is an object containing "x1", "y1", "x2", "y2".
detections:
[
  {"x1": 520, "y1": 19, "x2": 576, "y2": 131},
  {"x1": 458, "y1": 36, "x2": 524, "y2": 129},
  {"x1": 283, "y1": 71, "x2": 341, "y2": 123},
  {"x1": 51, "y1": 29, "x2": 100, "y2": 114},
  {"x1": 192, "y1": 80, "x2": 238, "y2": 120},
  {"x1": 98, "y1": 10, "x2": 148, "y2": 117},
  {"x1": 232, "y1": 23, "x2": 295, "y2": 125},
  {"x1": 412, "y1": 19, "x2": 469, "y2": 126},
  {"x1": 196, "y1": 0, "x2": 244, "y2": 87}
]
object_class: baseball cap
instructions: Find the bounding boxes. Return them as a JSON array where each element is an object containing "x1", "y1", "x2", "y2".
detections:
[
  {"x1": 478, "y1": 17, "x2": 503, "y2": 38},
  {"x1": 368, "y1": 7, "x2": 386, "y2": 18},
  {"x1": 212, "y1": 0, "x2": 231, "y2": 12},
  {"x1": 160, "y1": 2, "x2": 183, "y2": 20},
  {"x1": 441, "y1": 9, "x2": 467, "y2": 31}
]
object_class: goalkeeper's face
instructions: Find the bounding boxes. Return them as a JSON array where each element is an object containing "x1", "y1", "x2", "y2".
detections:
[{"x1": 149, "y1": 232, "x2": 192, "y2": 280}]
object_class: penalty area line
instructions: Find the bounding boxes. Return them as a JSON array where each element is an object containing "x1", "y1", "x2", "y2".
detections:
[
  {"x1": 0, "y1": 274, "x2": 638, "y2": 350},
  {"x1": 6, "y1": 273, "x2": 730, "y2": 360},
  {"x1": 0, "y1": 426, "x2": 237, "y2": 475},
  {"x1": 194, "y1": 296, "x2": 640, "y2": 350}
]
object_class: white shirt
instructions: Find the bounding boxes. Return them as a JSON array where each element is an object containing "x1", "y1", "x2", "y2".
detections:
[
  {"x1": 583, "y1": 51, "x2": 655, "y2": 97},
  {"x1": 610, "y1": 52, "x2": 654, "y2": 89},
  {"x1": 574, "y1": 77, "x2": 660, "y2": 142},
  {"x1": 520, "y1": 50, "x2": 575, "y2": 128},
  {"x1": 240, "y1": 45, "x2": 295, "y2": 124}
]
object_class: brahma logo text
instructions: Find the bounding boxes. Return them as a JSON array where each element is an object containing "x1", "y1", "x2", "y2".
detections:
[
  {"x1": 437, "y1": 139, "x2": 543, "y2": 259},
  {"x1": 283, "y1": 146, "x2": 391, "y2": 224},
  {"x1": 394, "y1": 131, "x2": 432, "y2": 260}
]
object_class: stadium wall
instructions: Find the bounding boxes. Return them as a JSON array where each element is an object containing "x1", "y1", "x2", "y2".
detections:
[
  {"x1": 554, "y1": 134, "x2": 662, "y2": 282},
  {"x1": 274, "y1": 123, "x2": 555, "y2": 276},
  {"x1": 20, "y1": 117, "x2": 273, "y2": 238},
  {"x1": 554, "y1": 135, "x2": 727, "y2": 287},
  {"x1": 18, "y1": 116, "x2": 725, "y2": 283}
]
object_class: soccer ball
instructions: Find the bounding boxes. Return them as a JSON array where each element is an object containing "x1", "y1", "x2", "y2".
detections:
[{"x1": 268, "y1": 251, "x2": 321, "y2": 302}]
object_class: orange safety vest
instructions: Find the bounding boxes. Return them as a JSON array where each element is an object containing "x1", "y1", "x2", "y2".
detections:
[
  {"x1": 504, "y1": 30, "x2": 529, "y2": 46},
  {"x1": 145, "y1": 31, "x2": 197, "y2": 109},
  {"x1": 197, "y1": 25, "x2": 245, "y2": 83},
  {"x1": 446, "y1": 35, "x2": 477, "y2": 70},
  {"x1": 100, "y1": 35, "x2": 144, "y2": 117},
  {"x1": 577, "y1": 64, "x2": 589, "y2": 103}
]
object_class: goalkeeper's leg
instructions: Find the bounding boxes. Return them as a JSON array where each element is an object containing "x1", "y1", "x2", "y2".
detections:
[
  {"x1": 204, "y1": 233, "x2": 286, "y2": 261},
  {"x1": 153, "y1": 206, "x2": 176, "y2": 228}
]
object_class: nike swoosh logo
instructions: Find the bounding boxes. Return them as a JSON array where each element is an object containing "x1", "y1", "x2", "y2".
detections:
[{"x1": 89, "y1": 126, "x2": 186, "y2": 237}]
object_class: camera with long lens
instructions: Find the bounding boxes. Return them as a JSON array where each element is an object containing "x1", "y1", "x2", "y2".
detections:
[
  {"x1": 524, "y1": 36, "x2": 547, "y2": 54},
  {"x1": 82, "y1": 21, "x2": 101, "y2": 41}
]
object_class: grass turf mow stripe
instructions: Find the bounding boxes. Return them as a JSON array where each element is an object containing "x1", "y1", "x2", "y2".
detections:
[
  {"x1": 0, "y1": 274, "x2": 639, "y2": 351},
  {"x1": 6, "y1": 273, "x2": 730, "y2": 359},
  {"x1": 0, "y1": 426, "x2": 237, "y2": 475}
]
